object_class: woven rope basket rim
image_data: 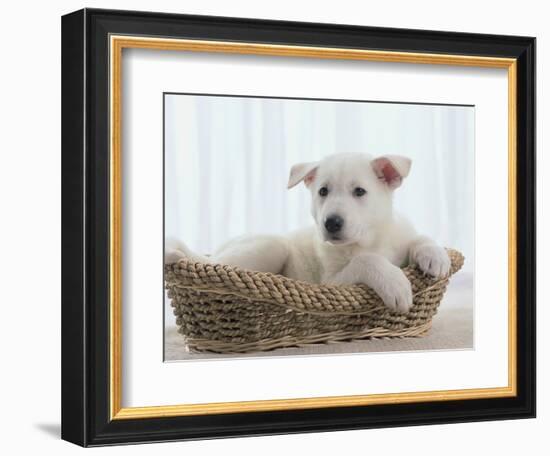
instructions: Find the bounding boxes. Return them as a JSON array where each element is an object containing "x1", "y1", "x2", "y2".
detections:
[{"x1": 165, "y1": 248, "x2": 464, "y2": 316}]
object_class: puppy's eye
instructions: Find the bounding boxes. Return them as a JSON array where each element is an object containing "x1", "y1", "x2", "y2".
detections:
[
  {"x1": 353, "y1": 187, "x2": 366, "y2": 197},
  {"x1": 319, "y1": 187, "x2": 329, "y2": 197}
]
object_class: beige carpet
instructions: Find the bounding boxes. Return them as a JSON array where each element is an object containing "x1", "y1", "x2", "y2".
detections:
[{"x1": 164, "y1": 271, "x2": 473, "y2": 361}]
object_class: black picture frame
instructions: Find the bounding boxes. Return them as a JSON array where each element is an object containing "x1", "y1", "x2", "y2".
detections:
[{"x1": 62, "y1": 7, "x2": 536, "y2": 447}]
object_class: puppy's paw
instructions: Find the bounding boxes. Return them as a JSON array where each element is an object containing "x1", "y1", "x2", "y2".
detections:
[
  {"x1": 373, "y1": 265, "x2": 413, "y2": 313},
  {"x1": 411, "y1": 243, "x2": 451, "y2": 278},
  {"x1": 165, "y1": 248, "x2": 186, "y2": 265}
]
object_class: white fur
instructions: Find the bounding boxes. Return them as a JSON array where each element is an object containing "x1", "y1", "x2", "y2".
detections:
[{"x1": 166, "y1": 153, "x2": 451, "y2": 313}]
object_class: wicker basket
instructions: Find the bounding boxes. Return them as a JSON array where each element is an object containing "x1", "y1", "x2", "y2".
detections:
[{"x1": 165, "y1": 248, "x2": 464, "y2": 354}]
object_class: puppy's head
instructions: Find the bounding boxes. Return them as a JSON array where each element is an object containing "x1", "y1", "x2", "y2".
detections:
[{"x1": 288, "y1": 153, "x2": 411, "y2": 246}]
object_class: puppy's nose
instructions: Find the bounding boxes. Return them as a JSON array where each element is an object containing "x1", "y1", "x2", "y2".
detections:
[{"x1": 325, "y1": 215, "x2": 344, "y2": 233}]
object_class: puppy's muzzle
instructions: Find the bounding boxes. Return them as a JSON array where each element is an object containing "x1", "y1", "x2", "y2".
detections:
[{"x1": 325, "y1": 215, "x2": 344, "y2": 233}]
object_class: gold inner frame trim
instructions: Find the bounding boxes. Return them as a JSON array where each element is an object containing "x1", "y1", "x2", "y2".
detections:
[{"x1": 109, "y1": 35, "x2": 517, "y2": 421}]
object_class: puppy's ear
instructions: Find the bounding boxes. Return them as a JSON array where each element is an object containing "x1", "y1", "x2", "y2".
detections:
[
  {"x1": 287, "y1": 161, "x2": 319, "y2": 189},
  {"x1": 371, "y1": 155, "x2": 412, "y2": 189}
]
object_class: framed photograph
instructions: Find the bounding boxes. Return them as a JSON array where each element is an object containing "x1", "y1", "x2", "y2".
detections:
[{"x1": 61, "y1": 8, "x2": 535, "y2": 446}]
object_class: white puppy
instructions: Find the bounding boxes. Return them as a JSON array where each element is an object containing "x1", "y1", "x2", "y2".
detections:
[{"x1": 166, "y1": 153, "x2": 451, "y2": 313}]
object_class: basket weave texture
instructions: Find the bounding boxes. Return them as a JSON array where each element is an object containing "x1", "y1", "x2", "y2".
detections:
[{"x1": 165, "y1": 248, "x2": 464, "y2": 354}]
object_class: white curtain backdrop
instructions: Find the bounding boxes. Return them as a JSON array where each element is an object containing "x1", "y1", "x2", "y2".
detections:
[{"x1": 165, "y1": 95, "x2": 474, "y2": 271}]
